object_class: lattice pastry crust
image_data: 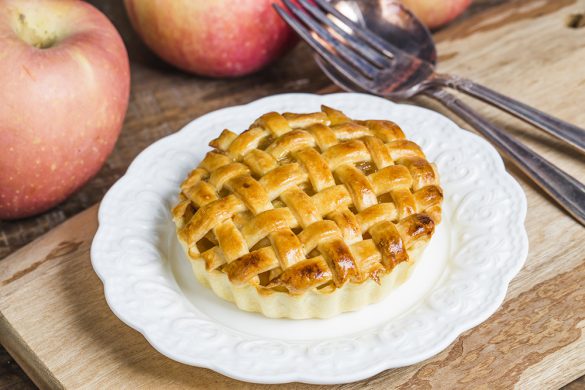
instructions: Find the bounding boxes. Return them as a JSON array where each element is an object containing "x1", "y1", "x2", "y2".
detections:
[{"x1": 172, "y1": 106, "x2": 442, "y2": 318}]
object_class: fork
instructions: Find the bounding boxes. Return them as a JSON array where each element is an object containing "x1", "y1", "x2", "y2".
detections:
[{"x1": 274, "y1": 0, "x2": 585, "y2": 226}]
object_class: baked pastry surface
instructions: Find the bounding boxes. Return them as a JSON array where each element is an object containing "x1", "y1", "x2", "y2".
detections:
[{"x1": 172, "y1": 106, "x2": 442, "y2": 318}]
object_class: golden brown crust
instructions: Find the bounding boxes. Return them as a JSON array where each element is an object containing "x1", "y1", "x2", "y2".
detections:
[{"x1": 172, "y1": 106, "x2": 442, "y2": 301}]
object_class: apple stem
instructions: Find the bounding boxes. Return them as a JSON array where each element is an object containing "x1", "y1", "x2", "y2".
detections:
[{"x1": 16, "y1": 13, "x2": 58, "y2": 49}]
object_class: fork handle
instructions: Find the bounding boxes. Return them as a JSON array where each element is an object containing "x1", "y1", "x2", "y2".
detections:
[
  {"x1": 425, "y1": 88, "x2": 585, "y2": 226},
  {"x1": 436, "y1": 74, "x2": 585, "y2": 154}
]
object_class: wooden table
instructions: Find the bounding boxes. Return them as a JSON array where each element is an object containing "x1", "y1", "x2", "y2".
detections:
[{"x1": 1, "y1": 0, "x2": 584, "y2": 388}]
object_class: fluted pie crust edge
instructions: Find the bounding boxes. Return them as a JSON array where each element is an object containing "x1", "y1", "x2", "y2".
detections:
[
  {"x1": 183, "y1": 240, "x2": 422, "y2": 319},
  {"x1": 172, "y1": 106, "x2": 442, "y2": 319}
]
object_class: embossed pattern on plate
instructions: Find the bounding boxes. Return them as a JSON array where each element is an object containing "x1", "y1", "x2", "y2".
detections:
[{"x1": 91, "y1": 93, "x2": 528, "y2": 384}]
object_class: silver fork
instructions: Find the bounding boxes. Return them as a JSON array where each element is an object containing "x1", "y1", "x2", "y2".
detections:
[{"x1": 274, "y1": 0, "x2": 585, "y2": 226}]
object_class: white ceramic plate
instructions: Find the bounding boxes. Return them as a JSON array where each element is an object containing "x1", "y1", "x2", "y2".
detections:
[{"x1": 91, "y1": 93, "x2": 528, "y2": 384}]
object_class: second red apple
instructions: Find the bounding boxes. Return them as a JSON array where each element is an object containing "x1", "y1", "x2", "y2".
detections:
[{"x1": 124, "y1": 0, "x2": 298, "y2": 77}]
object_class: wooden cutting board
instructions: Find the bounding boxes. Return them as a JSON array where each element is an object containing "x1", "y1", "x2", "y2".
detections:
[{"x1": 2, "y1": 0, "x2": 585, "y2": 388}]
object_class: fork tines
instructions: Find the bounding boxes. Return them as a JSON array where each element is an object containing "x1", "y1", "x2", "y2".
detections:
[{"x1": 273, "y1": 0, "x2": 397, "y2": 86}]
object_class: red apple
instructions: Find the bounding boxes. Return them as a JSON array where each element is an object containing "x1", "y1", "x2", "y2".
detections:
[
  {"x1": 124, "y1": 0, "x2": 298, "y2": 77},
  {"x1": 0, "y1": 0, "x2": 130, "y2": 220},
  {"x1": 401, "y1": 0, "x2": 472, "y2": 30}
]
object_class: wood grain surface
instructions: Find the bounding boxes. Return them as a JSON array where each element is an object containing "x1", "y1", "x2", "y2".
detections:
[{"x1": 2, "y1": 0, "x2": 585, "y2": 388}]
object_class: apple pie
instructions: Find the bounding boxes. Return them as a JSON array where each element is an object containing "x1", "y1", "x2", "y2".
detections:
[{"x1": 172, "y1": 106, "x2": 442, "y2": 319}]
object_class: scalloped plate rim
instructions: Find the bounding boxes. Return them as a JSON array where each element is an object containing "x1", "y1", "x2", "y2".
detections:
[{"x1": 91, "y1": 92, "x2": 528, "y2": 384}]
